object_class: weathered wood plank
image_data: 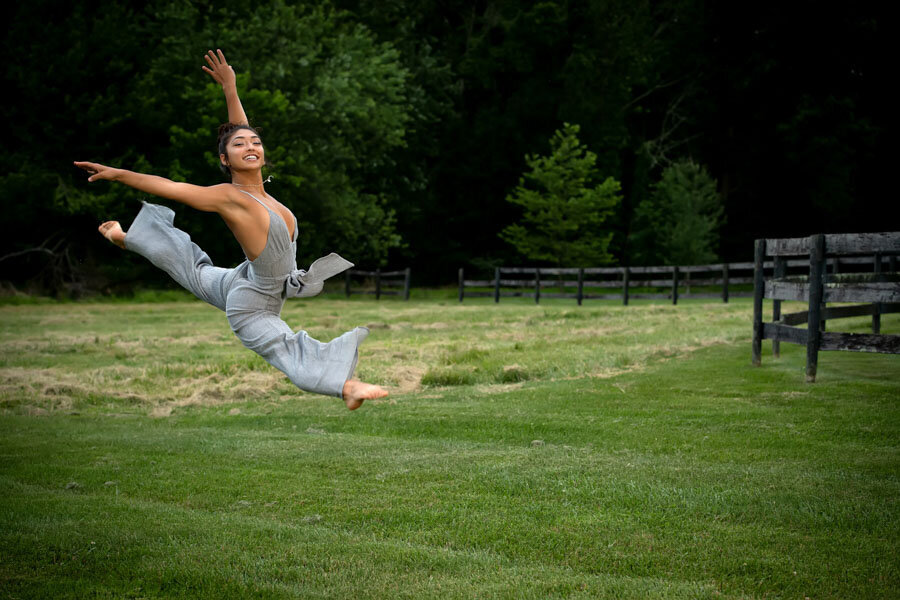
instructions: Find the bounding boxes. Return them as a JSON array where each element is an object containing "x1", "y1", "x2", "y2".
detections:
[
  {"x1": 824, "y1": 232, "x2": 900, "y2": 255},
  {"x1": 781, "y1": 303, "x2": 900, "y2": 326},
  {"x1": 820, "y1": 331, "x2": 900, "y2": 353},
  {"x1": 672, "y1": 266, "x2": 679, "y2": 305},
  {"x1": 626, "y1": 277, "x2": 692, "y2": 287},
  {"x1": 823, "y1": 283, "x2": 900, "y2": 304},
  {"x1": 582, "y1": 267, "x2": 624, "y2": 275},
  {"x1": 765, "y1": 280, "x2": 809, "y2": 301},
  {"x1": 763, "y1": 323, "x2": 808, "y2": 345},
  {"x1": 752, "y1": 239, "x2": 766, "y2": 366},
  {"x1": 773, "y1": 257, "x2": 786, "y2": 357},
  {"x1": 577, "y1": 268, "x2": 584, "y2": 306},
  {"x1": 627, "y1": 266, "x2": 676, "y2": 274},
  {"x1": 806, "y1": 234, "x2": 826, "y2": 382},
  {"x1": 680, "y1": 264, "x2": 725, "y2": 273},
  {"x1": 782, "y1": 310, "x2": 808, "y2": 326},
  {"x1": 722, "y1": 263, "x2": 729, "y2": 303},
  {"x1": 766, "y1": 237, "x2": 810, "y2": 256},
  {"x1": 348, "y1": 269, "x2": 407, "y2": 277},
  {"x1": 679, "y1": 293, "x2": 724, "y2": 299},
  {"x1": 501, "y1": 267, "x2": 583, "y2": 275}
]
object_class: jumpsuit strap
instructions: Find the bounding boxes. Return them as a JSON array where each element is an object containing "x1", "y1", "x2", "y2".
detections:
[{"x1": 236, "y1": 189, "x2": 268, "y2": 208}]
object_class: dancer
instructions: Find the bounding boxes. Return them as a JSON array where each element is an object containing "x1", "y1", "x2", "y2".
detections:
[{"x1": 74, "y1": 49, "x2": 388, "y2": 410}]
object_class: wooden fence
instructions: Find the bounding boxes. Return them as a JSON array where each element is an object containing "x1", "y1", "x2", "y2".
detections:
[
  {"x1": 751, "y1": 232, "x2": 900, "y2": 382},
  {"x1": 459, "y1": 261, "x2": 782, "y2": 305},
  {"x1": 344, "y1": 268, "x2": 411, "y2": 300}
]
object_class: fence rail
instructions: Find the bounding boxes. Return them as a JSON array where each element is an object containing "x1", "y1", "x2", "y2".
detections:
[
  {"x1": 344, "y1": 268, "x2": 411, "y2": 300},
  {"x1": 459, "y1": 255, "x2": 897, "y2": 306},
  {"x1": 751, "y1": 232, "x2": 900, "y2": 382}
]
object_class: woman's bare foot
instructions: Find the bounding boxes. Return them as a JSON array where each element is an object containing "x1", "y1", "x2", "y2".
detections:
[
  {"x1": 98, "y1": 221, "x2": 126, "y2": 249},
  {"x1": 342, "y1": 379, "x2": 389, "y2": 410}
]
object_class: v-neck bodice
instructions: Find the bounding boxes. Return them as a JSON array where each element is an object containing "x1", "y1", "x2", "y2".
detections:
[{"x1": 239, "y1": 190, "x2": 299, "y2": 280}]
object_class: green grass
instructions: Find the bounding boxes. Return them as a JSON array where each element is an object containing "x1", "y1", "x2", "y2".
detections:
[{"x1": 1, "y1": 297, "x2": 898, "y2": 598}]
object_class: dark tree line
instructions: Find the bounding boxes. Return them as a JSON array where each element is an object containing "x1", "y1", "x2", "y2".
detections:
[{"x1": 1, "y1": 0, "x2": 890, "y2": 295}]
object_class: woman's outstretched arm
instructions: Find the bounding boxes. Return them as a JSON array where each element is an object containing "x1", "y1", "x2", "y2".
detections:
[
  {"x1": 202, "y1": 49, "x2": 249, "y2": 126},
  {"x1": 73, "y1": 161, "x2": 234, "y2": 213}
]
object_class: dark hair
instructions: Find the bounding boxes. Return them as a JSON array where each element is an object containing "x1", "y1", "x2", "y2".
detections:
[{"x1": 217, "y1": 122, "x2": 263, "y2": 176}]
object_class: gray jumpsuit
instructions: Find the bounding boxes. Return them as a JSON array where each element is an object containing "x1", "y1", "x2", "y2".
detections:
[{"x1": 123, "y1": 192, "x2": 367, "y2": 398}]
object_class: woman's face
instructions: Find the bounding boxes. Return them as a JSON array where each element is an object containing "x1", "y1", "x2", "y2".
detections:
[{"x1": 221, "y1": 128, "x2": 265, "y2": 173}]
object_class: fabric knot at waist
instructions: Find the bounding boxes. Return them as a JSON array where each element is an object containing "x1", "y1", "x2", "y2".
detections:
[{"x1": 250, "y1": 252, "x2": 354, "y2": 298}]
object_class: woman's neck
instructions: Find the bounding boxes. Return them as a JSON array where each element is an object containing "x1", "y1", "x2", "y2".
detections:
[{"x1": 230, "y1": 172, "x2": 265, "y2": 191}]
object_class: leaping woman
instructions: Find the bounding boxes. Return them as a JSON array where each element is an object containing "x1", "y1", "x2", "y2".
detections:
[{"x1": 74, "y1": 49, "x2": 389, "y2": 410}]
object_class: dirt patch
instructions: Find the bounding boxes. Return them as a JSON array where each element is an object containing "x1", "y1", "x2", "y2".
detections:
[
  {"x1": 412, "y1": 322, "x2": 450, "y2": 330},
  {"x1": 149, "y1": 405, "x2": 173, "y2": 418},
  {"x1": 473, "y1": 382, "x2": 525, "y2": 395},
  {"x1": 386, "y1": 365, "x2": 425, "y2": 393}
]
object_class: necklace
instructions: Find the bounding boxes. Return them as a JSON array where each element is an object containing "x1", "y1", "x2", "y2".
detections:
[{"x1": 231, "y1": 175, "x2": 273, "y2": 188}]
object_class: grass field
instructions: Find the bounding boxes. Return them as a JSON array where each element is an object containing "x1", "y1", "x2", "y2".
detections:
[{"x1": 1, "y1": 294, "x2": 898, "y2": 598}]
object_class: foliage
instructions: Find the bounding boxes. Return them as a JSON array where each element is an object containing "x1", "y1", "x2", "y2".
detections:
[
  {"x1": 0, "y1": 1, "x2": 889, "y2": 290},
  {"x1": 1, "y1": 0, "x2": 413, "y2": 294},
  {"x1": 631, "y1": 159, "x2": 724, "y2": 266},
  {"x1": 500, "y1": 124, "x2": 620, "y2": 266}
]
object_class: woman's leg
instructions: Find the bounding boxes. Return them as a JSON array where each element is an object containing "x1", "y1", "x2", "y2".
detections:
[
  {"x1": 225, "y1": 285, "x2": 369, "y2": 399},
  {"x1": 118, "y1": 202, "x2": 232, "y2": 310}
]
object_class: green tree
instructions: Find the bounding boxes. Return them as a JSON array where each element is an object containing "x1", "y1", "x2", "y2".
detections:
[
  {"x1": 500, "y1": 123, "x2": 620, "y2": 267},
  {"x1": 1, "y1": 0, "x2": 413, "y2": 295},
  {"x1": 631, "y1": 159, "x2": 724, "y2": 265}
]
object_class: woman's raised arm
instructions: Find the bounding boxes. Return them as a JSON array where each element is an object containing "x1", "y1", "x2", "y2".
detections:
[
  {"x1": 202, "y1": 49, "x2": 249, "y2": 126},
  {"x1": 73, "y1": 161, "x2": 234, "y2": 213}
]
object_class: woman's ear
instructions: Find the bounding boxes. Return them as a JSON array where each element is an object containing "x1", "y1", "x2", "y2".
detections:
[{"x1": 220, "y1": 153, "x2": 230, "y2": 167}]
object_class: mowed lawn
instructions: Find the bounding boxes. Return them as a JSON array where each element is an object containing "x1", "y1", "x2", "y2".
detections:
[{"x1": 1, "y1": 294, "x2": 898, "y2": 599}]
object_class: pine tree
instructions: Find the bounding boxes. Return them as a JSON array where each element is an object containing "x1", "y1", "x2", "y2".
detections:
[{"x1": 500, "y1": 123, "x2": 620, "y2": 266}]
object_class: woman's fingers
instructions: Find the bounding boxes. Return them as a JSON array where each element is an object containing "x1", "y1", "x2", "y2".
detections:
[
  {"x1": 74, "y1": 161, "x2": 110, "y2": 182},
  {"x1": 203, "y1": 49, "x2": 234, "y2": 83}
]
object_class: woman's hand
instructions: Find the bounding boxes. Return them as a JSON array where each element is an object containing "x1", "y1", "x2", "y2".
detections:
[
  {"x1": 202, "y1": 49, "x2": 237, "y2": 89},
  {"x1": 73, "y1": 161, "x2": 121, "y2": 183}
]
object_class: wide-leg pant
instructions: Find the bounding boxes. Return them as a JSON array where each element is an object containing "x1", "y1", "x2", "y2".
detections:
[{"x1": 124, "y1": 202, "x2": 367, "y2": 398}]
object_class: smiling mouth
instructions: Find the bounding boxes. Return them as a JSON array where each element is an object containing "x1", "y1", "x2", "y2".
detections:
[{"x1": 244, "y1": 155, "x2": 259, "y2": 161}]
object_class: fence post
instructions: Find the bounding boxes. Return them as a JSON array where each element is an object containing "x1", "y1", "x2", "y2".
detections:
[
  {"x1": 534, "y1": 268, "x2": 541, "y2": 304},
  {"x1": 773, "y1": 256, "x2": 786, "y2": 358},
  {"x1": 345, "y1": 271, "x2": 352, "y2": 297},
  {"x1": 873, "y1": 252, "x2": 882, "y2": 334},
  {"x1": 403, "y1": 267, "x2": 411, "y2": 301},
  {"x1": 493, "y1": 267, "x2": 500, "y2": 304},
  {"x1": 375, "y1": 268, "x2": 381, "y2": 301},
  {"x1": 577, "y1": 268, "x2": 584, "y2": 306},
  {"x1": 806, "y1": 234, "x2": 826, "y2": 383},
  {"x1": 458, "y1": 268, "x2": 464, "y2": 303},
  {"x1": 623, "y1": 267, "x2": 630, "y2": 306},
  {"x1": 752, "y1": 239, "x2": 766, "y2": 367},
  {"x1": 671, "y1": 266, "x2": 679, "y2": 305},
  {"x1": 722, "y1": 263, "x2": 729, "y2": 303}
]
